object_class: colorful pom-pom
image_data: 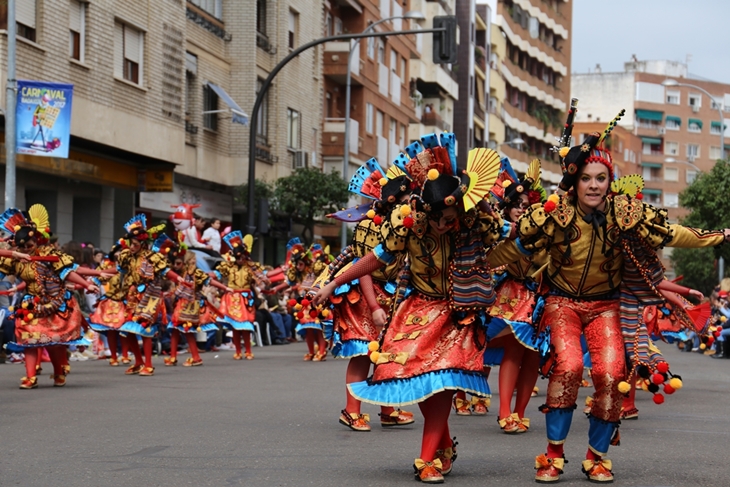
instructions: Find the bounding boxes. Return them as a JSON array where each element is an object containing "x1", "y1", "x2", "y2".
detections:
[
  {"x1": 651, "y1": 373, "x2": 665, "y2": 385},
  {"x1": 559, "y1": 147, "x2": 570, "y2": 158},
  {"x1": 663, "y1": 384, "x2": 675, "y2": 395},
  {"x1": 668, "y1": 377, "x2": 683, "y2": 390},
  {"x1": 296, "y1": 311, "x2": 305, "y2": 320},
  {"x1": 427, "y1": 169, "x2": 439, "y2": 181},
  {"x1": 700, "y1": 343, "x2": 706, "y2": 350},
  {"x1": 321, "y1": 309, "x2": 330, "y2": 318},
  {"x1": 369, "y1": 351, "x2": 380, "y2": 364},
  {"x1": 13, "y1": 225, "x2": 20, "y2": 231},
  {"x1": 366, "y1": 209, "x2": 376, "y2": 219},
  {"x1": 373, "y1": 215, "x2": 383, "y2": 225},
  {"x1": 656, "y1": 362, "x2": 669, "y2": 374},
  {"x1": 721, "y1": 316, "x2": 727, "y2": 323},
  {"x1": 287, "y1": 299, "x2": 297, "y2": 307},
  {"x1": 379, "y1": 177, "x2": 388, "y2": 186},
  {"x1": 636, "y1": 192, "x2": 644, "y2": 200},
  {"x1": 543, "y1": 201, "x2": 556, "y2": 213},
  {"x1": 309, "y1": 309, "x2": 319, "y2": 318},
  {"x1": 26, "y1": 313, "x2": 34, "y2": 320},
  {"x1": 301, "y1": 298, "x2": 311, "y2": 307},
  {"x1": 368, "y1": 341, "x2": 380, "y2": 352},
  {"x1": 403, "y1": 216, "x2": 414, "y2": 228},
  {"x1": 617, "y1": 381, "x2": 631, "y2": 394},
  {"x1": 652, "y1": 393, "x2": 665, "y2": 405},
  {"x1": 548, "y1": 194, "x2": 560, "y2": 204},
  {"x1": 400, "y1": 205, "x2": 411, "y2": 217},
  {"x1": 502, "y1": 180, "x2": 512, "y2": 188},
  {"x1": 294, "y1": 304, "x2": 302, "y2": 311}
]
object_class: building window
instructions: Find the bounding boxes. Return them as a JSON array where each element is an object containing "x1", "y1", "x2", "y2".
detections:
[
  {"x1": 710, "y1": 146, "x2": 722, "y2": 160},
  {"x1": 325, "y1": 12, "x2": 332, "y2": 37},
  {"x1": 664, "y1": 192, "x2": 679, "y2": 208},
  {"x1": 114, "y1": 22, "x2": 144, "y2": 85},
  {"x1": 390, "y1": 49, "x2": 397, "y2": 73},
  {"x1": 69, "y1": 0, "x2": 85, "y2": 61},
  {"x1": 688, "y1": 93, "x2": 702, "y2": 108},
  {"x1": 711, "y1": 97, "x2": 723, "y2": 111},
  {"x1": 376, "y1": 110, "x2": 384, "y2": 136},
  {"x1": 688, "y1": 120, "x2": 702, "y2": 133},
  {"x1": 665, "y1": 141, "x2": 679, "y2": 156},
  {"x1": 16, "y1": 0, "x2": 37, "y2": 42},
  {"x1": 185, "y1": 52, "x2": 197, "y2": 124},
  {"x1": 687, "y1": 144, "x2": 700, "y2": 159},
  {"x1": 686, "y1": 170, "x2": 697, "y2": 183},
  {"x1": 367, "y1": 37, "x2": 375, "y2": 59},
  {"x1": 401, "y1": 57, "x2": 407, "y2": 80},
  {"x1": 366, "y1": 103, "x2": 373, "y2": 133},
  {"x1": 665, "y1": 118, "x2": 680, "y2": 130},
  {"x1": 256, "y1": 78, "x2": 269, "y2": 145},
  {"x1": 203, "y1": 84, "x2": 219, "y2": 131},
  {"x1": 378, "y1": 39, "x2": 385, "y2": 63},
  {"x1": 711, "y1": 122, "x2": 725, "y2": 135},
  {"x1": 664, "y1": 166, "x2": 678, "y2": 182},
  {"x1": 189, "y1": 0, "x2": 223, "y2": 20},
  {"x1": 334, "y1": 17, "x2": 343, "y2": 36},
  {"x1": 288, "y1": 10, "x2": 298, "y2": 50},
  {"x1": 257, "y1": 0, "x2": 266, "y2": 35},
  {"x1": 287, "y1": 108, "x2": 300, "y2": 149},
  {"x1": 666, "y1": 91, "x2": 680, "y2": 105}
]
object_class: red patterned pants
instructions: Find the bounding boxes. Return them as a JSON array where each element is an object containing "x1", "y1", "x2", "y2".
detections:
[{"x1": 544, "y1": 296, "x2": 625, "y2": 422}]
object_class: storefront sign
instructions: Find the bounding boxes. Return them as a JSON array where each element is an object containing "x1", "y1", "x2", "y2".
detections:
[
  {"x1": 137, "y1": 169, "x2": 174, "y2": 192},
  {"x1": 16, "y1": 80, "x2": 74, "y2": 158},
  {"x1": 139, "y1": 183, "x2": 233, "y2": 220}
]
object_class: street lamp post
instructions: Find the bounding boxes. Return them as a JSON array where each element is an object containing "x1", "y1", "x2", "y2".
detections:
[
  {"x1": 662, "y1": 79, "x2": 725, "y2": 281},
  {"x1": 340, "y1": 11, "x2": 425, "y2": 249}
]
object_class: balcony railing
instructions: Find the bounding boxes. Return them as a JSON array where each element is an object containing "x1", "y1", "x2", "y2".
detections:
[{"x1": 421, "y1": 111, "x2": 451, "y2": 132}]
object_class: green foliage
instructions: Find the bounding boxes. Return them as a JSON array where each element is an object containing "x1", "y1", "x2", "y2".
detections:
[
  {"x1": 669, "y1": 247, "x2": 717, "y2": 296},
  {"x1": 235, "y1": 179, "x2": 274, "y2": 207},
  {"x1": 273, "y1": 168, "x2": 348, "y2": 244}
]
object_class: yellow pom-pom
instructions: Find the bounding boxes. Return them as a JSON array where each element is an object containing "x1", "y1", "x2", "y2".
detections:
[
  {"x1": 640, "y1": 380, "x2": 649, "y2": 391},
  {"x1": 721, "y1": 316, "x2": 727, "y2": 322},
  {"x1": 321, "y1": 309, "x2": 330, "y2": 318},
  {"x1": 617, "y1": 381, "x2": 631, "y2": 394},
  {"x1": 294, "y1": 304, "x2": 302, "y2": 311},
  {"x1": 366, "y1": 209, "x2": 376, "y2": 219},
  {"x1": 400, "y1": 205, "x2": 411, "y2": 217},
  {"x1": 502, "y1": 180, "x2": 512, "y2": 188},
  {"x1": 548, "y1": 194, "x2": 560, "y2": 204},
  {"x1": 368, "y1": 341, "x2": 380, "y2": 352},
  {"x1": 369, "y1": 351, "x2": 380, "y2": 364},
  {"x1": 164, "y1": 247, "x2": 170, "y2": 253},
  {"x1": 668, "y1": 377, "x2": 683, "y2": 390},
  {"x1": 700, "y1": 343, "x2": 707, "y2": 350},
  {"x1": 27, "y1": 313, "x2": 34, "y2": 320},
  {"x1": 13, "y1": 225, "x2": 21, "y2": 231},
  {"x1": 233, "y1": 243, "x2": 239, "y2": 248},
  {"x1": 427, "y1": 169, "x2": 439, "y2": 181},
  {"x1": 8, "y1": 306, "x2": 13, "y2": 312},
  {"x1": 21, "y1": 302, "x2": 28, "y2": 309},
  {"x1": 559, "y1": 147, "x2": 570, "y2": 158},
  {"x1": 145, "y1": 327, "x2": 152, "y2": 333},
  {"x1": 379, "y1": 177, "x2": 388, "y2": 186},
  {"x1": 197, "y1": 327, "x2": 202, "y2": 332}
]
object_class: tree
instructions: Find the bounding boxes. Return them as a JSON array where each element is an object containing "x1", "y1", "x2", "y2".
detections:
[
  {"x1": 273, "y1": 168, "x2": 349, "y2": 244},
  {"x1": 235, "y1": 179, "x2": 275, "y2": 228},
  {"x1": 670, "y1": 160, "x2": 730, "y2": 290}
]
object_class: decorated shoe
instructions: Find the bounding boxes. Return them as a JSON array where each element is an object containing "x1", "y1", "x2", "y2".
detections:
[
  {"x1": 312, "y1": 350, "x2": 327, "y2": 362},
  {"x1": 233, "y1": 353, "x2": 243, "y2": 360},
  {"x1": 581, "y1": 458, "x2": 614, "y2": 483},
  {"x1": 498, "y1": 412, "x2": 522, "y2": 434},
  {"x1": 164, "y1": 357, "x2": 178, "y2": 366},
  {"x1": 471, "y1": 396, "x2": 490, "y2": 415},
  {"x1": 435, "y1": 437, "x2": 458, "y2": 476},
  {"x1": 109, "y1": 359, "x2": 120, "y2": 367},
  {"x1": 414, "y1": 458, "x2": 444, "y2": 484},
  {"x1": 245, "y1": 353, "x2": 254, "y2": 360},
  {"x1": 121, "y1": 357, "x2": 132, "y2": 365},
  {"x1": 51, "y1": 374, "x2": 67, "y2": 387},
  {"x1": 584, "y1": 396, "x2": 593, "y2": 415},
  {"x1": 619, "y1": 407, "x2": 638, "y2": 420},
  {"x1": 139, "y1": 366, "x2": 155, "y2": 376},
  {"x1": 125, "y1": 365, "x2": 143, "y2": 375},
  {"x1": 380, "y1": 409, "x2": 415, "y2": 427},
  {"x1": 19, "y1": 376, "x2": 38, "y2": 389},
  {"x1": 338, "y1": 410, "x2": 371, "y2": 432},
  {"x1": 303, "y1": 353, "x2": 314, "y2": 361},
  {"x1": 63, "y1": 364, "x2": 71, "y2": 375},
  {"x1": 183, "y1": 357, "x2": 203, "y2": 367},
  {"x1": 581, "y1": 379, "x2": 592, "y2": 388},
  {"x1": 532, "y1": 386, "x2": 539, "y2": 397},
  {"x1": 453, "y1": 397, "x2": 471, "y2": 416},
  {"x1": 535, "y1": 454, "x2": 565, "y2": 483}
]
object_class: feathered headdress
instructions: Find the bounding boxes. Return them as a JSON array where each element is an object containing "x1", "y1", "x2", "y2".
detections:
[
  {"x1": 490, "y1": 158, "x2": 546, "y2": 209},
  {"x1": 286, "y1": 237, "x2": 311, "y2": 265},
  {"x1": 222, "y1": 231, "x2": 253, "y2": 257},
  {"x1": 0, "y1": 205, "x2": 52, "y2": 246},
  {"x1": 152, "y1": 233, "x2": 186, "y2": 260}
]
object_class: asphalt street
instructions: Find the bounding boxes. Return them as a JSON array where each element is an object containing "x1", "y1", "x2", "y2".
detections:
[{"x1": 0, "y1": 342, "x2": 728, "y2": 487}]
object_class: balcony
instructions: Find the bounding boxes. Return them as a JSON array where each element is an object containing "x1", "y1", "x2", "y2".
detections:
[
  {"x1": 323, "y1": 41, "x2": 361, "y2": 85},
  {"x1": 322, "y1": 118, "x2": 360, "y2": 157},
  {"x1": 421, "y1": 110, "x2": 451, "y2": 132}
]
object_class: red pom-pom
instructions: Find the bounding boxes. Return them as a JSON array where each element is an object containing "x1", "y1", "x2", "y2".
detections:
[
  {"x1": 373, "y1": 215, "x2": 383, "y2": 225},
  {"x1": 527, "y1": 191, "x2": 541, "y2": 205},
  {"x1": 296, "y1": 311, "x2": 305, "y2": 320},
  {"x1": 543, "y1": 201, "x2": 556, "y2": 213},
  {"x1": 663, "y1": 384, "x2": 675, "y2": 395},
  {"x1": 287, "y1": 299, "x2": 297, "y2": 307},
  {"x1": 635, "y1": 193, "x2": 644, "y2": 200},
  {"x1": 714, "y1": 329, "x2": 722, "y2": 338},
  {"x1": 651, "y1": 373, "x2": 665, "y2": 385},
  {"x1": 653, "y1": 393, "x2": 665, "y2": 405},
  {"x1": 656, "y1": 362, "x2": 669, "y2": 374},
  {"x1": 403, "y1": 216, "x2": 414, "y2": 228},
  {"x1": 707, "y1": 336, "x2": 715, "y2": 347},
  {"x1": 301, "y1": 298, "x2": 310, "y2": 308},
  {"x1": 309, "y1": 309, "x2": 319, "y2": 318}
]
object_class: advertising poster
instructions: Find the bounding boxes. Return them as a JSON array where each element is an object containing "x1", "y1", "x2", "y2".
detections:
[{"x1": 16, "y1": 80, "x2": 74, "y2": 158}]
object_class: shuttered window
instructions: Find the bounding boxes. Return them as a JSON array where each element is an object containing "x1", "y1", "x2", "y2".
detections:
[
  {"x1": 114, "y1": 21, "x2": 144, "y2": 84},
  {"x1": 17, "y1": 0, "x2": 37, "y2": 41},
  {"x1": 69, "y1": 1, "x2": 85, "y2": 61}
]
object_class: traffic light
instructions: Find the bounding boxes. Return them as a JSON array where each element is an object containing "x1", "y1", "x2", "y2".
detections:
[{"x1": 432, "y1": 16, "x2": 457, "y2": 64}]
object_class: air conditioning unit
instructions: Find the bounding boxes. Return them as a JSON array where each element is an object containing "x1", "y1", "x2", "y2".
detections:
[
  {"x1": 687, "y1": 154, "x2": 696, "y2": 162},
  {"x1": 657, "y1": 127, "x2": 666, "y2": 135},
  {"x1": 294, "y1": 150, "x2": 309, "y2": 169},
  {"x1": 692, "y1": 105, "x2": 700, "y2": 113}
]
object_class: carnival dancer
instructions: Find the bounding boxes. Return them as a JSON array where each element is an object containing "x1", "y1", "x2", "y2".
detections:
[
  {"x1": 315, "y1": 134, "x2": 507, "y2": 483},
  {"x1": 481, "y1": 158, "x2": 549, "y2": 434},
  {"x1": 500, "y1": 108, "x2": 730, "y2": 483},
  {"x1": 0, "y1": 205, "x2": 102, "y2": 389},
  {"x1": 326, "y1": 157, "x2": 416, "y2": 431},
  {"x1": 88, "y1": 244, "x2": 130, "y2": 366},
  {"x1": 213, "y1": 232, "x2": 267, "y2": 360},
  {"x1": 116, "y1": 215, "x2": 189, "y2": 376},
  {"x1": 162, "y1": 237, "x2": 230, "y2": 366}
]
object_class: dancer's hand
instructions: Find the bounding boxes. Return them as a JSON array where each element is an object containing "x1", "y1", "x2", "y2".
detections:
[
  {"x1": 372, "y1": 308, "x2": 388, "y2": 327},
  {"x1": 312, "y1": 281, "x2": 336, "y2": 306},
  {"x1": 11, "y1": 251, "x2": 31, "y2": 262},
  {"x1": 86, "y1": 283, "x2": 100, "y2": 294},
  {"x1": 689, "y1": 289, "x2": 704, "y2": 300}
]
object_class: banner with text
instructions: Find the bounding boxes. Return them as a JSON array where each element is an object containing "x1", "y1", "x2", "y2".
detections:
[{"x1": 16, "y1": 80, "x2": 74, "y2": 158}]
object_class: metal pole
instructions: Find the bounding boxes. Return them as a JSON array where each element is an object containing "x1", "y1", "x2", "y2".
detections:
[
  {"x1": 5, "y1": 0, "x2": 17, "y2": 210},
  {"x1": 341, "y1": 16, "x2": 404, "y2": 249},
  {"x1": 246, "y1": 27, "x2": 444, "y2": 236}
]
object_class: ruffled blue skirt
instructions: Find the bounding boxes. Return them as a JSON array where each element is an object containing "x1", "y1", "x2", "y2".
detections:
[
  {"x1": 119, "y1": 321, "x2": 159, "y2": 338},
  {"x1": 6, "y1": 337, "x2": 91, "y2": 353},
  {"x1": 167, "y1": 322, "x2": 219, "y2": 333},
  {"x1": 218, "y1": 316, "x2": 255, "y2": 332}
]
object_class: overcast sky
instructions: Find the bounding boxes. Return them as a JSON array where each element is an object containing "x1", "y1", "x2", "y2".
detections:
[{"x1": 572, "y1": 0, "x2": 730, "y2": 83}]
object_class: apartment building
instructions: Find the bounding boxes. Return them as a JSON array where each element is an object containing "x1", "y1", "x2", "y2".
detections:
[
  {"x1": 483, "y1": 0, "x2": 572, "y2": 185},
  {"x1": 572, "y1": 60, "x2": 730, "y2": 222},
  {"x1": 572, "y1": 122, "x2": 641, "y2": 179},
  {"x1": 0, "y1": 1, "x2": 322, "y2": 259}
]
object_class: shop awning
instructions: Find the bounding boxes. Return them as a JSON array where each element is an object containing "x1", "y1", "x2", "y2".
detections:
[
  {"x1": 641, "y1": 137, "x2": 662, "y2": 145},
  {"x1": 688, "y1": 118, "x2": 703, "y2": 129},
  {"x1": 641, "y1": 162, "x2": 662, "y2": 168},
  {"x1": 636, "y1": 109, "x2": 663, "y2": 121},
  {"x1": 642, "y1": 188, "x2": 662, "y2": 195},
  {"x1": 665, "y1": 115, "x2": 682, "y2": 125},
  {"x1": 206, "y1": 82, "x2": 249, "y2": 125}
]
